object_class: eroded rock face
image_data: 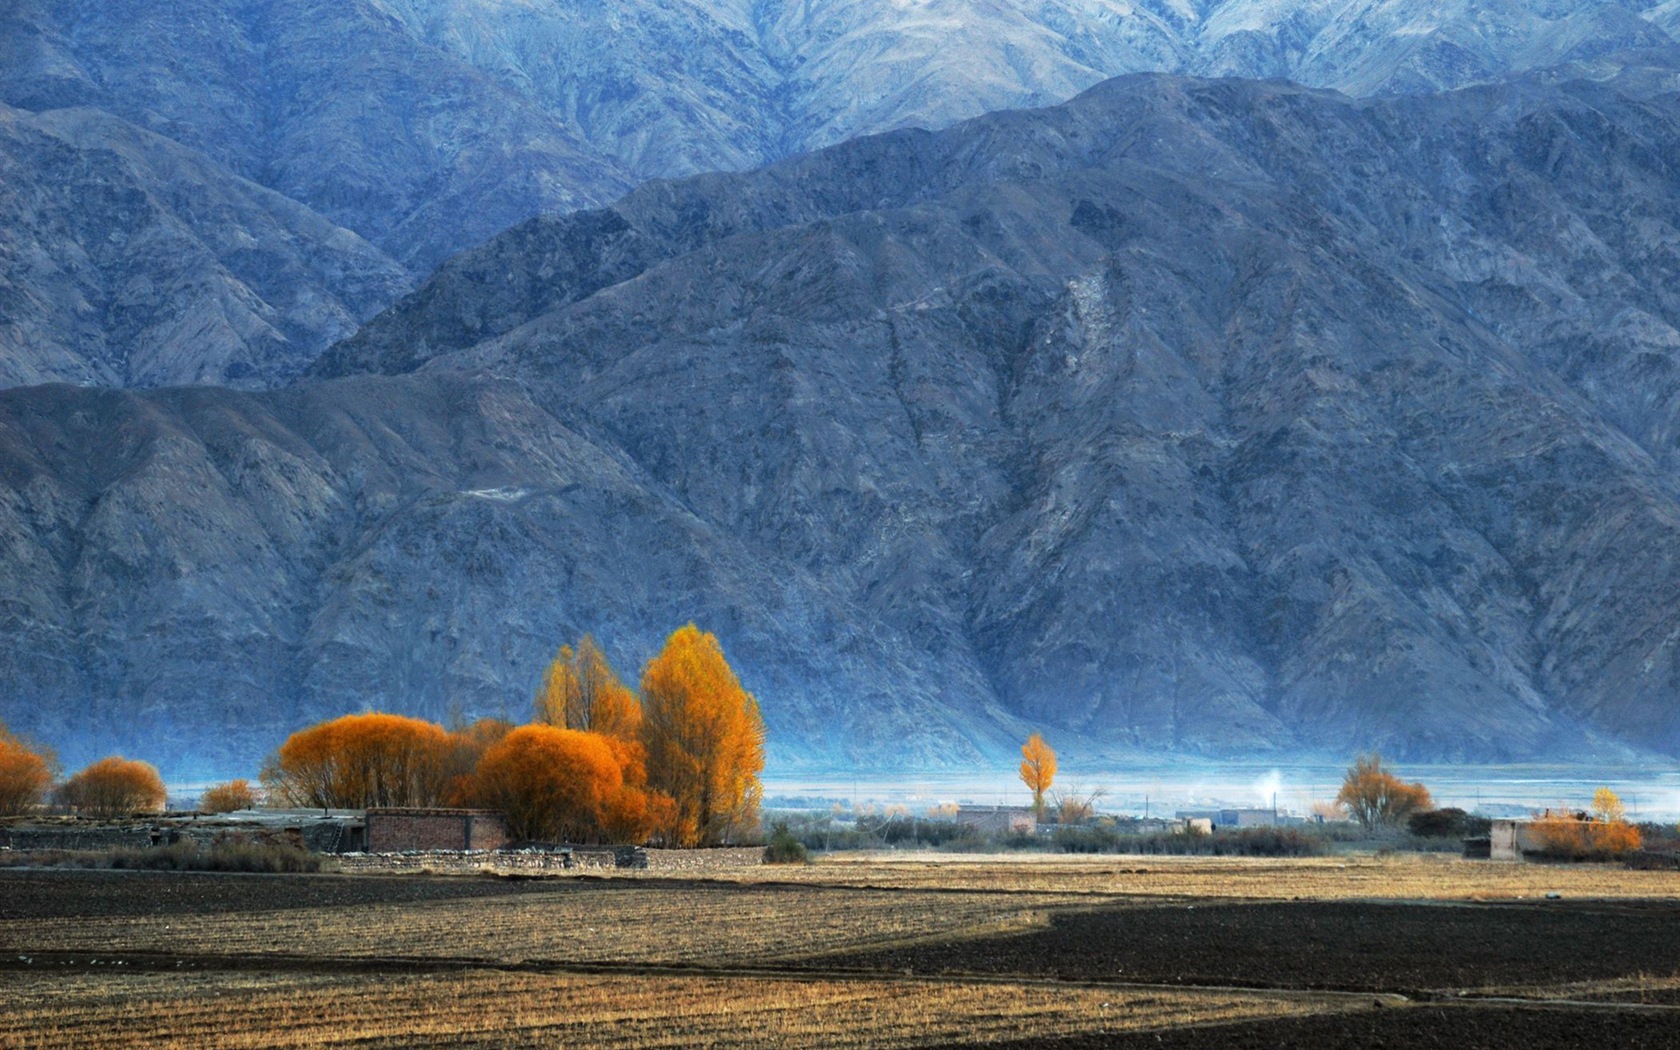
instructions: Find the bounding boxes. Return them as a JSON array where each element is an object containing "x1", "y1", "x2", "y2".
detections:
[
  {"x1": 0, "y1": 104, "x2": 412, "y2": 389},
  {"x1": 7, "y1": 67, "x2": 1680, "y2": 775},
  {"x1": 1, "y1": 0, "x2": 1672, "y2": 388},
  {"x1": 0, "y1": 376, "x2": 1014, "y2": 778}
]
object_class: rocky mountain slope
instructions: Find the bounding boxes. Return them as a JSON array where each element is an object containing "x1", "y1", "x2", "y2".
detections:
[
  {"x1": 7, "y1": 62, "x2": 1680, "y2": 775},
  {"x1": 0, "y1": 104, "x2": 411, "y2": 389},
  {"x1": 2, "y1": 0, "x2": 1674, "y2": 388}
]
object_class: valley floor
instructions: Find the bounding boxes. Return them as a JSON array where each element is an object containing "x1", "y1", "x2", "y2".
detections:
[{"x1": 1, "y1": 854, "x2": 1677, "y2": 1048}]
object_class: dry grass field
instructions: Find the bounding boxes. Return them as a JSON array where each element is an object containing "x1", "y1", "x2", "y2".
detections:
[
  {"x1": 0, "y1": 970, "x2": 1350, "y2": 1049},
  {"x1": 746, "y1": 850, "x2": 1680, "y2": 899},
  {"x1": 1, "y1": 852, "x2": 1677, "y2": 1048}
]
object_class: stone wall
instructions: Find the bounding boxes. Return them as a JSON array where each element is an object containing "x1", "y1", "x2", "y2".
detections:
[
  {"x1": 642, "y1": 847, "x2": 763, "y2": 872},
  {"x1": 333, "y1": 845, "x2": 762, "y2": 876},
  {"x1": 334, "y1": 850, "x2": 580, "y2": 875}
]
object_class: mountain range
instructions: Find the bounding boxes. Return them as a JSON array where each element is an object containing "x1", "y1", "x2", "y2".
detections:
[
  {"x1": 4, "y1": 0, "x2": 1678, "y2": 387},
  {"x1": 6, "y1": 49, "x2": 1680, "y2": 774}
]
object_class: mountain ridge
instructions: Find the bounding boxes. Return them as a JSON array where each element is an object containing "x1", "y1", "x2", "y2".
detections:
[
  {"x1": 6, "y1": 65, "x2": 1680, "y2": 775},
  {"x1": 3, "y1": 0, "x2": 1677, "y2": 388}
]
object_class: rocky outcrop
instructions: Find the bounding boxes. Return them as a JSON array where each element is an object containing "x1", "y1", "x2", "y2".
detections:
[
  {"x1": 7, "y1": 68, "x2": 1680, "y2": 775},
  {"x1": 0, "y1": 104, "x2": 411, "y2": 389}
]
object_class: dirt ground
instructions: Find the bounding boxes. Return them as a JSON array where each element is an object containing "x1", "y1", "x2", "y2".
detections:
[
  {"x1": 820, "y1": 897, "x2": 1680, "y2": 993},
  {"x1": 936, "y1": 1007, "x2": 1680, "y2": 1050},
  {"x1": 1, "y1": 856, "x2": 1677, "y2": 1048}
]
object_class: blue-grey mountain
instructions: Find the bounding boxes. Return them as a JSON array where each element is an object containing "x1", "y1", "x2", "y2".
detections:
[
  {"x1": 2, "y1": 0, "x2": 1674, "y2": 386},
  {"x1": 6, "y1": 60, "x2": 1680, "y2": 774}
]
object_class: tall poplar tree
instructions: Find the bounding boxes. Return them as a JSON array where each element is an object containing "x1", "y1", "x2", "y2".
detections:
[
  {"x1": 535, "y1": 635, "x2": 643, "y2": 741},
  {"x1": 640, "y1": 624, "x2": 765, "y2": 847},
  {"x1": 1019, "y1": 733, "x2": 1057, "y2": 823}
]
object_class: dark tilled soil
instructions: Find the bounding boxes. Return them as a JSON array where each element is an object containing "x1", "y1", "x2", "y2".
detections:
[
  {"x1": 932, "y1": 1006, "x2": 1680, "y2": 1049},
  {"x1": 823, "y1": 900, "x2": 1680, "y2": 993},
  {"x1": 0, "y1": 869, "x2": 571, "y2": 920}
]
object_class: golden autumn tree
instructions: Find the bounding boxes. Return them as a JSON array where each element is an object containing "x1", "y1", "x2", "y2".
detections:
[
  {"x1": 199, "y1": 779, "x2": 259, "y2": 813},
  {"x1": 58, "y1": 757, "x2": 166, "y2": 818},
  {"x1": 535, "y1": 635, "x2": 643, "y2": 741},
  {"x1": 1019, "y1": 733, "x2": 1057, "y2": 823},
  {"x1": 1336, "y1": 754, "x2": 1431, "y2": 830},
  {"x1": 442, "y1": 717, "x2": 516, "y2": 807},
  {"x1": 467, "y1": 724, "x2": 673, "y2": 844},
  {"x1": 1532, "y1": 787, "x2": 1643, "y2": 860},
  {"x1": 640, "y1": 624, "x2": 766, "y2": 847},
  {"x1": 263, "y1": 713, "x2": 454, "y2": 809},
  {"x1": 0, "y1": 721, "x2": 56, "y2": 816}
]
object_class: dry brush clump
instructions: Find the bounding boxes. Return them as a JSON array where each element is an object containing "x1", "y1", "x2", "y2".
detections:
[{"x1": 107, "y1": 839, "x2": 322, "y2": 873}]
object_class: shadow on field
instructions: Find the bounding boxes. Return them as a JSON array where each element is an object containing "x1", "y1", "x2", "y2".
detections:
[
  {"x1": 818, "y1": 899, "x2": 1680, "y2": 994},
  {"x1": 932, "y1": 1005, "x2": 1680, "y2": 1050},
  {"x1": 0, "y1": 869, "x2": 578, "y2": 920}
]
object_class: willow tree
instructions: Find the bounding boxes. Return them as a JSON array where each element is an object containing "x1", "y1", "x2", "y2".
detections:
[
  {"x1": 58, "y1": 756, "x2": 166, "y2": 818},
  {"x1": 467, "y1": 724, "x2": 673, "y2": 844},
  {"x1": 535, "y1": 635, "x2": 643, "y2": 741},
  {"x1": 1336, "y1": 754, "x2": 1431, "y2": 830},
  {"x1": 263, "y1": 713, "x2": 454, "y2": 809},
  {"x1": 640, "y1": 624, "x2": 765, "y2": 847},
  {"x1": 0, "y1": 721, "x2": 55, "y2": 816}
]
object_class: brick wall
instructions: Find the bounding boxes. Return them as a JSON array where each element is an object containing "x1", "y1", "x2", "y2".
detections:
[{"x1": 366, "y1": 809, "x2": 509, "y2": 852}]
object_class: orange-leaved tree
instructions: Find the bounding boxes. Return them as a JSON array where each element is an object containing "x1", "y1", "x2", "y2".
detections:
[
  {"x1": 199, "y1": 779, "x2": 260, "y2": 813},
  {"x1": 467, "y1": 724, "x2": 672, "y2": 844},
  {"x1": 1336, "y1": 754, "x2": 1431, "y2": 830},
  {"x1": 0, "y1": 721, "x2": 56, "y2": 816},
  {"x1": 442, "y1": 717, "x2": 516, "y2": 806},
  {"x1": 1019, "y1": 733, "x2": 1057, "y2": 822},
  {"x1": 1532, "y1": 787, "x2": 1643, "y2": 860},
  {"x1": 263, "y1": 713, "x2": 454, "y2": 809},
  {"x1": 640, "y1": 624, "x2": 765, "y2": 847},
  {"x1": 535, "y1": 635, "x2": 643, "y2": 741},
  {"x1": 58, "y1": 756, "x2": 166, "y2": 818}
]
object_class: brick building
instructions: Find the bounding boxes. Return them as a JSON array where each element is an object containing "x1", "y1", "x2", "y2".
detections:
[{"x1": 365, "y1": 808, "x2": 509, "y2": 852}]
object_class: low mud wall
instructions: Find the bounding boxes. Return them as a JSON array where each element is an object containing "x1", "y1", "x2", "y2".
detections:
[{"x1": 0, "y1": 825, "x2": 157, "y2": 851}]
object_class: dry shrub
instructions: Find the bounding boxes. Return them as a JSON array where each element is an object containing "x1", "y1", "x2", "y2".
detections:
[
  {"x1": 1533, "y1": 808, "x2": 1644, "y2": 861},
  {"x1": 199, "y1": 779, "x2": 259, "y2": 813},
  {"x1": 57, "y1": 757, "x2": 166, "y2": 818},
  {"x1": 107, "y1": 840, "x2": 320, "y2": 873}
]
